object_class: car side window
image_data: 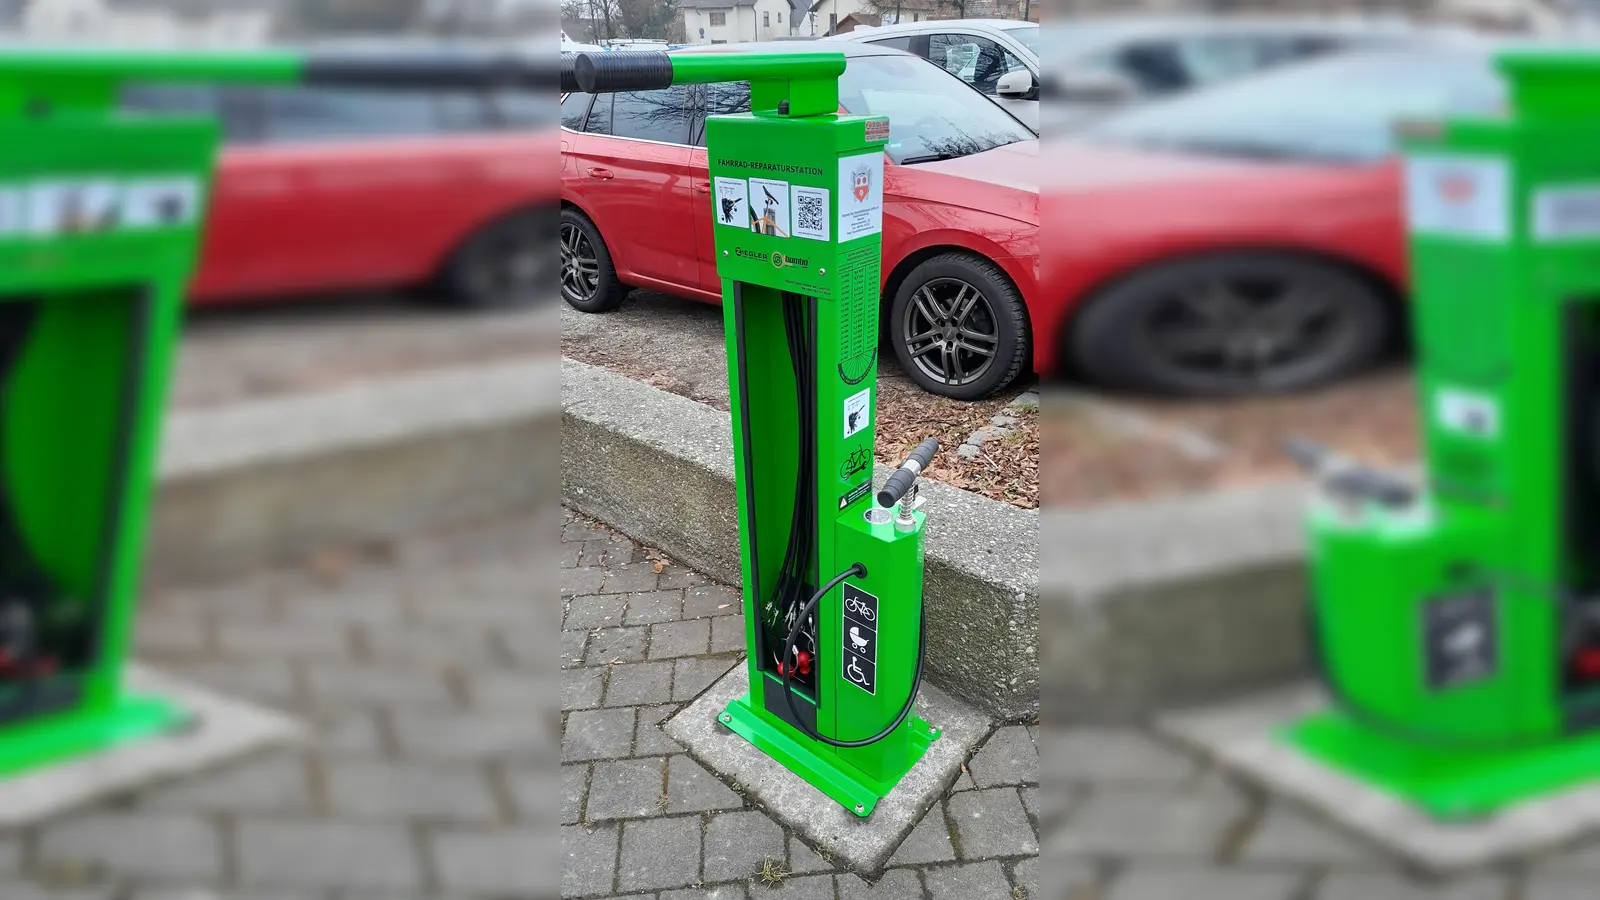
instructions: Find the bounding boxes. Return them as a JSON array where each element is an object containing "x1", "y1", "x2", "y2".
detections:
[
  {"x1": 694, "y1": 81, "x2": 750, "y2": 147},
  {"x1": 255, "y1": 87, "x2": 442, "y2": 143},
  {"x1": 928, "y1": 34, "x2": 1026, "y2": 97},
  {"x1": 610, "y1": 85, "x2": 694, "y2": 144},
  {"x1": 867, "y1": 36, "x2": 914, "y2": 52},
  {"x1": 586, "y1": 92, "x2": 614, "y2": 136},
  {"x1": 561, "y1": 91, "x2": 594, "y2": 131},
  {"x1": 1112, "y1": 41, "x2": 1192, "y2": 94}
]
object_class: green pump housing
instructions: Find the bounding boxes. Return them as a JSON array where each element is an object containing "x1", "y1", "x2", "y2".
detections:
[
  {"x1": 0, "y1": 47, "x2": 551, "y2": 776},
  {"x1": 572, "y1": 50, "x2": 939, "y2": 818},
  {"x1": 1282, "y1": 49, "x2": 1600, "y2": 819}
]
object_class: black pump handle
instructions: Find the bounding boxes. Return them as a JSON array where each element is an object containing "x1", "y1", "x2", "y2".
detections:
[{"x1": 878, "y1": 438, "x2": 939, "y2": 508}]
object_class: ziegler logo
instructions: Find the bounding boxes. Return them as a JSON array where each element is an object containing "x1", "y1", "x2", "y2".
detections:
[
  {"x1": 737, "y1": 247, "x2": 809, "y2": 269},
  {"x1": 852, "y1": 168, "x2": 872, "y2": 202}
]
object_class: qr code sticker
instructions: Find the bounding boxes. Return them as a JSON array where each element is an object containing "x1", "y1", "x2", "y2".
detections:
[{"x1": 791, "y1": 185, "x2": 829, "y2": 242}]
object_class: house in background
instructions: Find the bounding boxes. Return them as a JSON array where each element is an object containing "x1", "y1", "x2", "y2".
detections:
[
  {"x1": 807, "y1": 0, "x2": 943, "y2": 35},
  {"x1": 682, "y1": 0, "x2": 802, "y2": 43}
]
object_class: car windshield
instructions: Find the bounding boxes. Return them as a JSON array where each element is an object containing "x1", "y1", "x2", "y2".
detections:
[
  {"x1": 997, "y1": 22, "x2": 1038, "y2": 54},
  {"x1": 839, "y1": 52, "x2": 1034, "y2": 163},
  {"x1": 1078, "y1": 48, "x2": 1504, "y2": 163}
]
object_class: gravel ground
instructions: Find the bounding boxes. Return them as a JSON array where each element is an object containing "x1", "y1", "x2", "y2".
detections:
[
  {"x1": 1040, "y1": 367, "x2": 1416, "y2": 507},
  {"x1": 560, "y1": 291, "x2": 1040, "y2": 509}
]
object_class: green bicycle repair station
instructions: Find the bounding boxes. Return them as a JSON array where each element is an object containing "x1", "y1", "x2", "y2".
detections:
[
  {"x1": 0, "y1": 49, "x2": 549, "y2": 777},
  {"x1": 571, "y1": 49, "x2": 944, "y2": 818}
]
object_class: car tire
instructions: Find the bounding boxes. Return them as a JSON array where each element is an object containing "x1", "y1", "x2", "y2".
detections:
[
  {"x1": 888, "y1": 253, "x2": 1030, "y2": 401},
  {"x1": 558, "y1": 208, "x2": 628, "y2": 314},
  {"x1": 1071, "y1": 253, "x2": 1391, "y2": 396},
  {"x1": 439, "y1": 208, "x2": 556, "y2": 310}
]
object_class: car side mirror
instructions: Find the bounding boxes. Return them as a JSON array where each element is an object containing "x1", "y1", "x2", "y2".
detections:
[{"x1": 996, "y1": 68, "x2": 1037, "y2": 101}]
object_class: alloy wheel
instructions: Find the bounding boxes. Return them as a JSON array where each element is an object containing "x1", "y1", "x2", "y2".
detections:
[
  {"x1": 901, "y1": 277, "x2": 1000, "y2": 388},
  {"x1": 560, "y1": 222, "x2": 601, "y2": 305}
]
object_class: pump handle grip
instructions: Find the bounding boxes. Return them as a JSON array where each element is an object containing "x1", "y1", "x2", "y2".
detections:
[
  {"x1": 1281, "y1": 436, "x2": 1415, "y2": 508},
  {"x1": 878, "y1": 438, "x2": 940, "y2": 508},
  {"x1": 303, "y1": 52, "x2": 556, "y2": 90},
  {"x1": 560, "y1": 53, "x2": 581, "y2": 94},
  {"x1": 574, "y1": 51, "x2": 674, "y2": 94}
]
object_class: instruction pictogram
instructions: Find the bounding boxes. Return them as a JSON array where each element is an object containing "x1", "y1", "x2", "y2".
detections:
[{"x1": 842, "y1": 583, "x2": 878, "y2": 695}]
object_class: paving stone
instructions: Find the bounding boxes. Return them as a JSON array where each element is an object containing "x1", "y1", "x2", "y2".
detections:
[
  {"x1": 141, "y1": 755, "x2": 312, "y2": 813},
  {"x1": 1048, "y1": 784, "x2": 1246, "y2": 857},
  {"x1": 604, "y1": 563, "x2": 662, "y2": 595},
  {"x1": 1042, "y1": 728, "x2": 1198, "y2": 785},
  {"x1": 564, "y1": 520, "x2": 610, "y2": 543},
  {"x1": 684, "y1": 584, "x2": 741, "y2": 618},
  {"x1": 362, "y1": 624, "x2": 498, "y2": 665},
  {"x1": 605, "y1": 661, "x2": 675, "y2": 707},
  {"x1": 561, "y1": 541, "x2": 583, "y2": 568},
  {"x1": 887, "y1": 805, "x2": 956, "y2": 865},
  {"x1": 163, "y1": 660, "x2": 299, "y2": 706},
  {"x1": 837, "y1": 869, "x2": 925, "y2": 900},
  {"x1": 1020, "y1": 786, "x2": 1038, "y2": 823},
  {"x1": 237, "y1": 820, "x2": 422, "y2": 891},
  {"x1": 583, "y1": 537, "x2": 638, "y2": 568},
  {"x1": 789, "y1": 835, "x2": 835, "y2": 874},
  {"x1": 674, "y1": 657, "x2": 736, "y2": 702},
  {"x1": 564, "y1": 593, "x2": 627, "y2": 629},
  {"x1": 587, "y1": 758, "x2": 668, "y2": 821},
  {"x1": 562, "y1": 763, "x2": 589, "y2": 824},
  {"x1": 704, "y1": 810, "x2": 786, "y2": 882},
  {"x1": 636, "y1": 704, "x2": 685, "y2": 755},
  {"x1": 309, "y1": 711, "x2": 386, "y2": 755},
  {"x1": 561, "y1": 567, "x2": 606, "y2": 596},
  {"x1": 563, "y1": 667, "x2": 607, "y2": 711},
  {"x1": 563, "y1": 629, "x2": 589, "y2": 667},
  {"x1": 649, "y1": 619, "x2": 711, "y2": 659},
  {"x1": 1240, "y1": 805, "x2": 1380, "y2": 865},
  {"x1": 472, "y1": 671, "x2": 564, "y2": 709},
  {"x1": 432, "y1": 828, "x2": 550, "y2": 895},
  {"x1": 711, "y1": 616, "x2": 746, "y2": 653},
  {"x1": 134, "y1": 617, "x2": 209, "y2": 654},
  {"x1": 395, "y1": 709, "x2": 555, "y2": 762},
  {"x1": 625, "y1": 590, "x2": 683, "y2": 626},
  {"x1": 657, "y1": 565, "x2": 709, "y2": 590},
  {"x1": 1012, "y1": 856, "x2": 1038, "y2": 897},
  {"x1": 1534, "y1": 841, "x2": 1600, "y2": 871},
  {"x1": 664, "y1": 886, "x2": 745, "y2": 900},
  {"x1": 925, "y1": 861, "x2": 1012, "y2": 900},
  {"x1": 303, "y1": 663, "x2": 453, "y2": 708},
  {"x1": 618, "y1": 817, "x2": 702, "y2": 892},
  {"x1": 1106, "y1": 866, "x2": 1302, "y2": 900},
  {"x1": 968, "y1": 726, "x2": 1039, "y2": 788},
  {"x1": 38, "y1": 813, "x2": 222, "y2": 881},
  {"x1": 562, "y1": 823, "x2": 619, "y2": 898},
  {"x1": 216, "y1": 621, "x2": 350, "y2": 657},
  {"x1": 325, "y1": 761, "x2": 499, "y2": 821},
  {"x1": 587, "y1": 626, "x2": 649, "y2": 665},
  {"x1": 1315, "y1": 874, "x2": 1511, "y2": 900},
  {"x1": 750, "y1": 874, "x2": 835, "y2": 899},
  {"x1": 665, "y1": 754, "x2": 742, "y2": 813},
  {"x1": 948, "y1": 788, "x2": 1039, "y2": 859}
]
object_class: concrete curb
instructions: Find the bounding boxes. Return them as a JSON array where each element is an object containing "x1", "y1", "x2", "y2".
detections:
[
  {"x1": 1041, "y1": 479, "x2": 1317, "y2": 724},
  {"x1": 560, "y1": 359, "x2": 1039, "y2": 721},
  {"x1": 148, "y1": 358, "x2": 560, "y2": 583}
]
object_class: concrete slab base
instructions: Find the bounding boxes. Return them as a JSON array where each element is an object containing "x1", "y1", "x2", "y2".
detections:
[
  {"x1": 1157, "y1": 683, "x2": 1600, "y2": 875},
  {"x1": 0, "y1": 664, "x2": 302, "y2": 828},
  {"x1": 663, "y1": 661, "x2": 989, "y2": 877}
]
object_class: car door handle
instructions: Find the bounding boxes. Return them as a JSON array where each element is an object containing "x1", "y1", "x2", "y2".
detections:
[
  {"x1": 693, "y1": 181, "x2": 711, "y2": 194},
  {"x1": 587, "y1": 167, "x2": 615, "y2": 180}
]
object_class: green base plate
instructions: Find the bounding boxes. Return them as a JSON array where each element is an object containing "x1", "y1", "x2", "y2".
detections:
[
  {"x1": 720, "y1": 691, "x2": 938, "y2": 818},
  {"x1": 1281, "y1": 710, "x2": 1600, "y2": 820},
  {"x1": 0, "y1": 693, "x2": 187, "y2": 779}
]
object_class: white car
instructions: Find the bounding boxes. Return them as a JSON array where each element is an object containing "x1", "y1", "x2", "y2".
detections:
[{"x1": 827, "y1": 19, "x2": 1040, "y2": 131}]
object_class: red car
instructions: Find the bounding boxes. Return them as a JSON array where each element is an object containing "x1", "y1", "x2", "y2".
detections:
[
  {"x1": 1039, "y1": 42, "x2": 1503, "y2": 395},
  {"x1": 122, "y1": 53, "x2": 557, "y2": 310},
  {"x1": 559, "y1": 41, "x2": 1040, "y2": 400}
]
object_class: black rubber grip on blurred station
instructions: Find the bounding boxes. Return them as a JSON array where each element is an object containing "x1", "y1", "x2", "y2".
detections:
[
  {"x1": 303, "y1": 54, "x2": 556, "y2": 90},
  {"x1": 574, "y1": 51, "x2": 674, "y2": 93},
  {"x1": 560, "y1": 53, "x2": 581, "y2": 93},
  {"x1": 878, "y1": 438, "x2": 940, "y2": 508}
]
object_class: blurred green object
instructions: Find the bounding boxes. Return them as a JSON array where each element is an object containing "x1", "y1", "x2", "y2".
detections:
[
  {"x1": 1282, "y1": 47, "x2": 1600, "y2": 819},
  {"x1": 0, "y1": 46, "x2": 551, "y2": 776}
]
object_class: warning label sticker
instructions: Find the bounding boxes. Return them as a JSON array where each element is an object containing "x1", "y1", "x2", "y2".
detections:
[
  {"x1": 713, "y1": 177, "x2": 749, "y2": 229},
  {"x1": 1436, "y1": 387, "x2": 1500, "y2": 440},
  {"x1": 791, "y1": 185, "x2": 830, "y2": 242},
  {"x1": 749, "y1": 177, "x2": 790, "y2": 237},
  {"x1": 1403, "y1": 155, "x2": 1509, "y2": 242},
  {"x1": 843, "y1": 388, "x2": 870, "y2": 439},
  {"x1": 838, "y1": 152, "x2": 884, "y2": 241}
]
